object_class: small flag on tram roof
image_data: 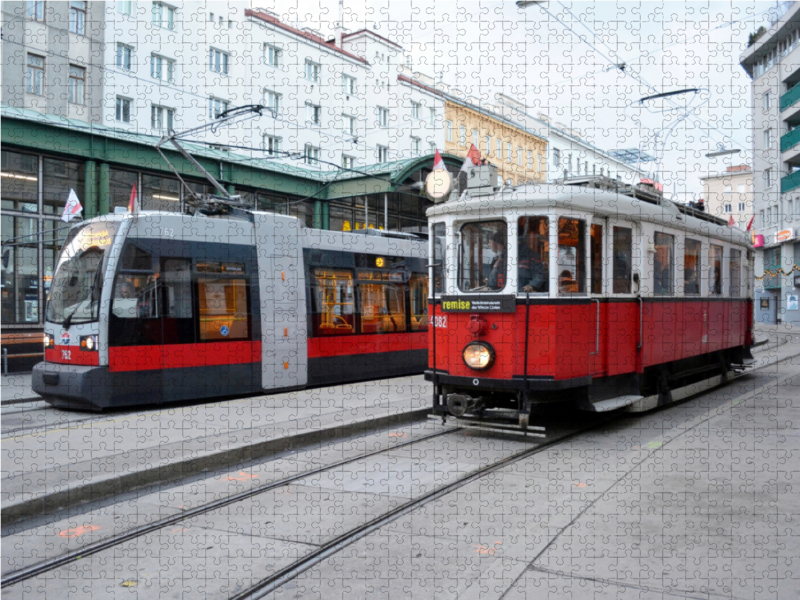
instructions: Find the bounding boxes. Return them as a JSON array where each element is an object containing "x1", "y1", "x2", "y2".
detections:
[
  {"x1": 728, "y1": 215, "x2": 735, "y2": 227},
  {"x1": 61, "y1": 189, "x2": 83, "y2": 223},
  {"x1": 460, "y1": 144, "x2": 482, "y2": 172},
  {"x1": 746, "y1": 214, "x2": 755, "y2": 231},
  {"x1": 128, "y1": 183, "x2": 139, "y2": 214},
  {"x1": 432, "y1": 149, "x2": 446, "y2": 171}
]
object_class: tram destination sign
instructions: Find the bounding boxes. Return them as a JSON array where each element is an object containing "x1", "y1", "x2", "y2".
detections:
[{"x1": 440, "y1": 295, "x2": 516, "y2": 313}]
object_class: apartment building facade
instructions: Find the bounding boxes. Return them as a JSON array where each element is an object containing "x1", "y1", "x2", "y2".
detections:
[
  {"x1": 740, "y1": 3, "x2": 800, "y2": 325},
  {"x1": 700, "y1": 165, "x2": 755, "y2": 230}
]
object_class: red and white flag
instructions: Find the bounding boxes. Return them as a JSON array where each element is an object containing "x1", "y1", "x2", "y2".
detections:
[
  {"x1": 460, "y1": 144, "x2": 482, "y2": 173},
  {"x1": 728, "y1": 215, "x2": 735, "y2": 227},
  {"x1": 128, "y1": 183, "x2": 139, "y2": 214},
  {"x1": 746, "y1": 214, "x2": 755, "y2": 231},
  {"x1": 432, "y1": 149, "x2": 446, "y2": 171},
  {"x1": 61, "y1": 189, "x2": 82, "y2": 223}
]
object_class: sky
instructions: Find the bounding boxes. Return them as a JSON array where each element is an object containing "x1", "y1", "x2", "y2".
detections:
[{"x1": 253, "y1": 0, "x2": 783, "y2": 200}]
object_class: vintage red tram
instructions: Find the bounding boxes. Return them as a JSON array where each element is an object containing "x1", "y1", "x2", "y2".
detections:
[
  {"x1": 33, "y1": 210, "x2": 428, "y2": 411},
  {"x1": 426, "y1": 169, "x2": 754, "y2": 426}
]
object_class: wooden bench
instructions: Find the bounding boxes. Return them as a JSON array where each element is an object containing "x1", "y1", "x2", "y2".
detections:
[{"x1": 1, "y1": 332, "x2": 45, "y2": 374}]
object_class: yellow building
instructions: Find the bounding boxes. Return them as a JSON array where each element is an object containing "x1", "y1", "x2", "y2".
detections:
[{"x1": 443, "y1": 99, "x2": 547, "y2": 186}]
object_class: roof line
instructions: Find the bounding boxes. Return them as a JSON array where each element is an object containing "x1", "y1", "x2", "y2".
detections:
[{"x1": 342, "y1": 29, "x2": 404, "y2": 50}]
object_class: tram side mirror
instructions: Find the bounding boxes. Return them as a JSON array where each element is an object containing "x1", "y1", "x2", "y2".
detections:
[
  {"x1": 632, "y1": 272, "x2": 640, "y2": 294},
  {"x1": 1, "y1": 249, "x2": 9, "y2": 269}
]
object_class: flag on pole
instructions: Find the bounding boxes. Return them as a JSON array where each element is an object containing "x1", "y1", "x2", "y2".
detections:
[
  {"x1": 746, "y1": 214, "x2": 755, "y2": 231},
  {"x1": 432, "y1": 149, "x2": 446, "y2": 171},
  {"x1": 460, "y1": 144, "x2": 482, "y2": 173},
  {"x1": 128, "y1": 183, "x2": 139, "y2": 214},
  {"x1": 61, "y1": 189, "x2": 83, "y2": 222},
  {"x1": 728, "y1": 215, "x2": 735, "y2": 227}
]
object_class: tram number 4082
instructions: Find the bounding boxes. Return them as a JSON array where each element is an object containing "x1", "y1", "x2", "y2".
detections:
[{"x1": 433, "y1": 315, "x2": 447, "y2": 329}]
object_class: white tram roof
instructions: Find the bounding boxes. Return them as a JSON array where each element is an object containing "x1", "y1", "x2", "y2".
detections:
[{"x1": 427, "y1": 183, "x2": 751, "y2": 247}]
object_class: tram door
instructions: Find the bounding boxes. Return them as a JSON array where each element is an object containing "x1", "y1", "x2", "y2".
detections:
[{"x1": 589, "y1": 220, "x2": 606, "y2": 378}]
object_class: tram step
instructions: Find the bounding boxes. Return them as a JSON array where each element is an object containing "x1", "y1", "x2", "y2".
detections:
[{"x1": 588, "y1": 395, "x2": 644, "y2": 413}]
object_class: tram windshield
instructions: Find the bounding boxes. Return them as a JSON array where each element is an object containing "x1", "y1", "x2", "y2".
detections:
[
  {"x1": 45, "y1": 222, "x2": 118, "y2": 325},
  {"x1": 458, "y1": 221, "x2": 507, "y2": 292}
]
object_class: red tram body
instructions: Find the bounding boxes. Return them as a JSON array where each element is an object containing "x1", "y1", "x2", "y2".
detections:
[{"x1": 426, "y1": 173, "x2": 754, "y2": 424}]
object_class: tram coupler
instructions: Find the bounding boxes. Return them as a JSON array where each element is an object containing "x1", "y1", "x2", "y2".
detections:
[{"x1": 446, "y1": 393, "x2": 484, "y2": 418}]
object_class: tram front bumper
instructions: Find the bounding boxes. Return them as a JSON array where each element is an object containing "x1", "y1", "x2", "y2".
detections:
[{"x1": 32, "y1": 362, "x2": 113, "y2": 411}]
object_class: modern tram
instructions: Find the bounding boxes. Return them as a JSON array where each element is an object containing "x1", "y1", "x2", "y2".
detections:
[
  {"x1": 426, "y1": 167, "x2": 755, "y2": 426},
  {"x1": 33, "y1": 210, "x2": 428, "y2": 411}
]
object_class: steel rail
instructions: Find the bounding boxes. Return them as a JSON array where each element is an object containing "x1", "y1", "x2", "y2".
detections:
[{"x1": 1, "y1": 426, "x2": 457, "y2": 588}]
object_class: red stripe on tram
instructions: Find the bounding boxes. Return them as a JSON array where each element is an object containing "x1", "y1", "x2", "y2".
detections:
[
  {"x1": 109, "y1": 341, "x2": 261, "y2": 372},
  {"x1": 308, "y1": 332, "x2": 428, "y2": 359}
]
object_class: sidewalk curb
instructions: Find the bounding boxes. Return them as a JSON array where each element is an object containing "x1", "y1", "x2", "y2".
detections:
[{"x1": 2, "y1": 406, "x2": 430, "y2": 528}]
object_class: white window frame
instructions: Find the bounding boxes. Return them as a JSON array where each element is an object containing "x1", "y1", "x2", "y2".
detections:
[
  {"x1": 209, "y1": 47, "x2": 230, "y2": 75},
  {"x1": 460, "y1": 126, "x2": 466, "y2": 145},
  {"x1": 263, "y1": 134, "x2": 282, "y2": 156},
  {"x1": 527, "y1": 150, "x2": 533, "y2": 169},
  {"x1": 151, "y1": 104, "x2": 174, "y2": 131},
  {"x1": 264, "y1": 44, "x2": 280, "y2": 67},
  {"x1": 26, "y1": 54, "x2": 44, "y2": 95},
  {"x1": 68, "y1": 64, "x2": 85, "y2": 104},
  {"x1": 411, "y1": 136, "x2": 421, "y2": 156},
  {"x1": 117, "y1": 1, "x2": 132, "y2": 15},
  {"x1": 342, "y1": 155, "x2": 354, "y2": 169},
  {"x1": 151, "y1": 2, "x2": 175, "y2": 30},
  {"x1": 473, "y1": 130, "x2": 479, "y2": 148},
  {"x1": 27, "y1": 1, "x2": 44, "y2": 21},
  {"x1": 342, "y1": 74, "x2": 356, "y2": 95},
  {"x1": 306, "y1": 102, "x2": 322, "y2": 125},
  {"x1": 304, "y1": 144, "x2": 320, "y2": 165},
  {"x1": 429, "y1": 107, "x2": 436, "y2": 125},
  {"x1": 305, "y1": 60, "x2": 320, "y2": 83},
  {"x1": 208, "y1": 96, "x2": 229, "y2": 119},
  {"x1": 484, "y1": 135, "x2": 490, "y2": 154},
  {"x1": 764, "y1": 129, "x2": 772, "y2": 147},
  {"x1": 343, "y1": 113, "x2": 355, "y2": 135},
  {"x1": 115, "y1": 96, "x2": 132, "y2": 122},
  {"x1": 445, "y1": 120, "x2": 452, "y2": 142},
  {"x1": 765, "y1": 167, "x2": 773, "y2": 188},
  {"x1": 264, "y1": 89, "x2": 281, "y2": 114},
  {"x1": 496, "y1": 138, "x2": 502, "y2": 159},
  {"x1": 151, "y1": 54, "x2": 175, "y2": 82},
  {"x1": 377, "y1": 145, "x2": 389, "y2": 162},
  {"x1": 377, "y1": 107, "x2": 389, "y2": 128},
  {"x1": 411, "y1": 101, "x2": 421, "y2": 120},
  {"x1": 69, "y1": 1, "x2": 86, "y2": 35},
  {"x1": 116, "y1": 43, "x2": 133, "y2": 70}
]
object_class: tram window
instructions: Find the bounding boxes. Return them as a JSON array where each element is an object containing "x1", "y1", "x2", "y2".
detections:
[
  {"x1": 359, "y1": 270, "x2": 406, "y2": 334},
  {"x1": 409, "y1": 274, "x2": 428, "y2": 331},
  {"x1": 557, "y1": 218, "x2": 585, "y2": 295},
  {"x1": 517, "y1": 217, "x2": 549, "y2": 293},
  {"x1": 653, "y1": 232, "x2": 674, "y2": 295},
  {"x1": 310, "y1": 268, "x2": 355, "y2": 336},
  {"x1": 432, "y1": 222, "x2": 446, "y2": 295},
  {"x1": 709, "y1": 245, "x2": 723, "y2": 295},
  {"x1": 684, "y1": 238, "x2": 701, "y2": 295},
  {"x1": 198, "y1": 278, "x2": 250, "y2": 341},
  {"x1": 112, "y1": 273, "x2": 160, "y2": 319},
  {"x1": 590, "y1": 224, "x2": 603, "y2": 294},
  {"x1": 612, "y1": 227, "x2": 632, "y2": 294},
  {"x1": 118, "y1": 243, "x2": 152, "y2": 271},
  {"x1": 729, "y1": 249, "x2": 741, "y2": 297},
  {"x1": 458, "y1": 221, "x2": 506, "y2": 292},
  {"x1": 162, "y1": 259, "x2": 192, "y2": 318}
]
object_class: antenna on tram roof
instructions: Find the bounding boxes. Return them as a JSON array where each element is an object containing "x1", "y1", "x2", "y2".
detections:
[{"x1": 154, "y1": 105, "x2": 266, "y2": 215}]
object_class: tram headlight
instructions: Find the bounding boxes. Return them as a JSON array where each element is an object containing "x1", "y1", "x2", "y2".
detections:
[
  {"x1": 462, "y1": 342, "x2": 495, "y2": 371},
  {"x1": 80, "y1": 335, "x2": 98, "y2": 351},
  {"x1": 43, "y1": 334, "x2": 54, "y2": 348}
]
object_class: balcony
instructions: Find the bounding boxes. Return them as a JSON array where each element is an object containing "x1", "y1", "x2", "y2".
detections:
[
  {"x1": 780, "y1": 127, "x2": 800, "y2": 152},
  {"x1": 782, "y1": 170, "x2": 800, "y2": 193},
  {"x1": 781, "y1": 82, "x2": 800, "y2": 111}
]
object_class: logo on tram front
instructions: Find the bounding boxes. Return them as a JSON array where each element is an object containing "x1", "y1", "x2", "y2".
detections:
[{"x1": 60, "y1": 331, "x2": 70, "y2": 345}]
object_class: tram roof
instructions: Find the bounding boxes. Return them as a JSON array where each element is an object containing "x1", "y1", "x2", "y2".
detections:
[{"x1": 426, "y1": 183, "x2": 751, "y2": 246}]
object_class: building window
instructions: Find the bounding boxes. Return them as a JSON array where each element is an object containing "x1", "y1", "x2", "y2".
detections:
[
  {"x1": 429, "y1": 142, "x2": 436, "y2": 154},
  {"x1": 69, "y1": 1, "x2": 86, "y2": 34},
  {"x1": 507, "y1": 142, "x2": 512, "y2": 163},
  {"x1": 342, "y1": 114, "x2": 355, "y2": 135},
  {"x1": 27, "y1": 1, "x2": 44, "y2": 21},
  {"x1": 764, "y1": 91, "x2": 771, "y2": 110},
  {"x1": 208, "y1": 97, "x2": 229, "y2": 119},
  {"x1": 116, "y1": 43, "x2": 133, "y2": 70},
  {"x1": 209, "y1": 48, "x2": 229, "y2": 74},
  {"x1": 765, "y1": 168, "x2": 773, "y2": 187},
  {"x1": 342, "y1": 155, "x2": 354, "y2": 169},
  {"x1": 497, "y1": 139, "x2": 502, "y2": 159},
  {"x1": 460, "y1": 126, "x2": 466, "y2": 145},
  {"x1": 684, "y1": 238, "x2": 701, "y2": 294},
  {"x1": 764, "y1": 129, "x2": 772, "y2": 147},
  {"x1": 724, "y1": 204, "x2": 732, "y2": 213},
  {"x1": 152, "y1": 2, "x2": 175, "y2": 29},
  {"x1": 342, "y1": 74, "x2": 356, "y2": 95},
  {"x1": 411, "y1": 101, "x2": 421, "y2": 119},
  {"x1": 738, "y1": 202, "x2": 746, "y2": 212},
  {"x1": 484, "y1": 135, "x2": 491, "y2": 154},
  {"x1": 151, "y1": 105, "x2": 174, "y2": 131},
  {"x1": 653, "y1": 232, "x2": 674, "y2": 295},
  {"x1": 411, "y1": 136, "x2": 421, "y2": 156},
  {"x1": 377, "y1": 107, "x2": 388, "y2": 128},
  {"x1": 264, "y1": 89, "x2": 280, "y2": 114},
  {"x1": 377, "y1": 145, "x2": 388, "y2": 162},
  {"x1": 117, "y1": 0, "x2": 132, "y2": 15},
  {"x1": 737, "y1": 184, "x2": 746, "y2": 194},
  {"x1": 518, "y1": 146, "x2": 523, "y2": 166},
  {"x1": 26, "y1": 54, "x2": 44, "y2": 95},
  {"x1": 68, "y1": 65, "x2": 85, "y2": 104},
  {"x1": 264, "y1": 44, "x2": 280, "y2": 67},
  {"x1": 304, "y1": 144, "x2": 320, "y2": 165},
  {"x1": 445, "y1": 120, "x2": 452, "y2": 142},
  {"x1": 473, "y1": 129, "x2": 479, "y2": 148},
  {"x1": 151, "y1": 54, "x2": 175, "y2": 82},
  {"x1": 263, "y1": 135, "x2": 281, "y2": 156},
  {"x1": 305, "y1": 60, "x2": 320, "y2": 82},
  {"x1": 759, "y1": 210, "x2": 765, "y2": 227},
  {"x1": 115, "y1": 96, "x2": 131, "y2": 122},
  {"x1": 553, "y1": 148, "x2": 560, "y2": 167},
  {"x1": 306, "y1": 102, "x2": 321, "y2": 125},
  {"x1": 788, "y1": 199, "x2": 793, "y2": 220}
]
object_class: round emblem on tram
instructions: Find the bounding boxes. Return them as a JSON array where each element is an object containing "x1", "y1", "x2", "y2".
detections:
[{"x1": 425, "y1": 169, "x2": 453, "y2": 203}]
